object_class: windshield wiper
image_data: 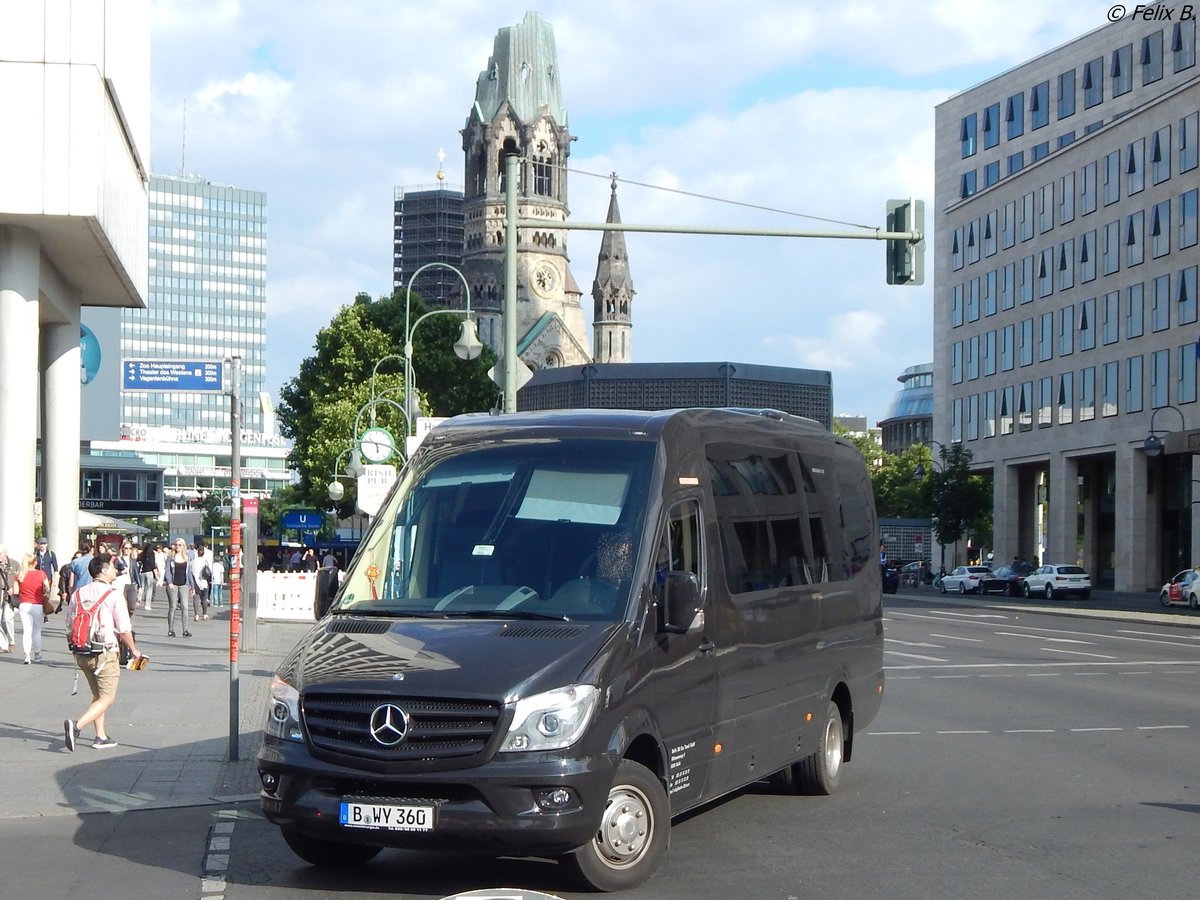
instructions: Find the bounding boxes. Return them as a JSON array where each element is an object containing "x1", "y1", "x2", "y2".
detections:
[
  {"x1": 440, "y1": 609, "x2": 570, "y2": 622},
  {"x1": 331, "y1": 607, "x2": 444, "y2": 618}
]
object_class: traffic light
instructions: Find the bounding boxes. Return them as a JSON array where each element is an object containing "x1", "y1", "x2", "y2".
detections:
[{"x1": 886, "y1": 199, "x2": 926, "y2": 285}]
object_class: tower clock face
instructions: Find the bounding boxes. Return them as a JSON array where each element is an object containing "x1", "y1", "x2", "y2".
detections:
[{"x1": 531, "y1": 262, "x2": 559, "y2": 298}]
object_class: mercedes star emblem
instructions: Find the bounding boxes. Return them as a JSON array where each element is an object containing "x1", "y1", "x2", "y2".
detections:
[{"x1": 369, "y1": 704, "x2": 411, "y2": 747}]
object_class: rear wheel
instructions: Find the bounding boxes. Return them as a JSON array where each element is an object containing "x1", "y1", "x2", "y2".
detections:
[
  {"x1": 782, "y1": 700, "x2": 845, "y2": 796},
  {"x1": 1190, "y1": 592, "x2": 1199, "y2": 610},
  {"x1": 563, "y1": 759, "x2": 669, "y2": 892},
  {"x1": 958, "y1": 581, "x2": 967, "y2": 595},
  {"x1": 280, "y1": 826, "x2": 382, "y2": 868},
  {"x1": 1023, "y1": 582, "x2": 1033, "y2": 598},
  {"x1": 1045, "y1": 584, "x2": 1055, "y2": 600}
]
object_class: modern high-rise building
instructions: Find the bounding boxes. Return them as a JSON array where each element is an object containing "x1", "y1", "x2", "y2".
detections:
[
  {"x1": 90, "y1": 173, "x2": 289, "y2": 507},
  {"x1": 878, "y1": 363, "x2": 934, "y2": 454},
  {"x1": 934, "y1": 10, "x2": 1199, "y2": 590},
  {"x1": 392, "y1": 183, "x2": 465, "y2": 303}
]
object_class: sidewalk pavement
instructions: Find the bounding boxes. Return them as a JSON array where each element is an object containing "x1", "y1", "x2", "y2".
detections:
[
  {"x1": 893, "y1": 585, "x2": 1200, "y2": 628},
  {"x1": 0, "y1": 595, "x2": 314, "y2": 821}
]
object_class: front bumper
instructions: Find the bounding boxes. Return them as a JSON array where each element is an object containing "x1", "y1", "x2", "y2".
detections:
[{"x1": 257, "y1": 736, "x2": 617, "y2": 856}]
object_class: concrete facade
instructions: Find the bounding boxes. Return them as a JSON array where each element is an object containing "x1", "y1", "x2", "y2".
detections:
[
  {"x1": 0, "y1": 2, "x2": 149, "y2": 559},
  {"x1": 935, "y1": 10, "x2": 1200, "y2": 590}
]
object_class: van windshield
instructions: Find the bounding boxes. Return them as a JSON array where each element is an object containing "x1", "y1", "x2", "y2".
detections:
[{"x1": 334, "y1": 438, "x2": 655, "y2": 621}]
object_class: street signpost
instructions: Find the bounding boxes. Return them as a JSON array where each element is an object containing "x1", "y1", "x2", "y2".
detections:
[
  {"x1": 282, "y1": 509, "x2": 325, "y2": 531},
  {"x1": 122, "y1": 358, "x2": 225, "y2": 392}
]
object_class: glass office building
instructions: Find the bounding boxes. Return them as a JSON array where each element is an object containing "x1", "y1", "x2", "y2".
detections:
[{"x1": 934, "y1": 11, "x2": 1199, "y2": 590}]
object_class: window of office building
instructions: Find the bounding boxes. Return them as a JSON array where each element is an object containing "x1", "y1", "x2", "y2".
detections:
[
  {"x1": 952, "y1": 226, "x2": 964, "y2": 270},
  {"x1": 953, "y1": 283, "x2": 964, "y2": 326},
  {"x1": 985, "y1": 269, "x2": 998, "y2": 315},
  {"x1": 1080, "y1": 297, "x2": 1097, "y2": 350},
  {"x1": 1179, "y1": 265, "x2": 1198, "y2": 324},
  {"x1": 1104, "y1": 149, "x2": 1121, "y2": 205},
  {"x1": 1081, "y1": 366, "x2": 1097, "y2": 420},
  {"x1": 967, "y1": 335, "x2": 980, "y2": 380},
  {"x1": 952, "y1": 341, "x2": 963, "y2": 383},
  {"x1": 984, "y1": 160, "x2": 1001, "y2": 187},
  {"x1": 1180, "y1": 188, "x2": 1198, "y2": 248},
  {"x1": 1020, "y1": 317, "x2": 1034, "y2": 366},
  {"x1": 1142, "y1": 30, "x2": 1164, "y2": 84},
  {"x1": 1083, "y1": 57, "x2": 1104, "y2": 107},
  {"x1": 1080, "y1": 229, "x2": 1097, "y2": 282},
  {"x1": 1126, "y1": 138, "x2": 1145, "y2": 195},
  {"x1": 1081, "y1": 161, "x2": 1098, "y2": 215},
  {"x1": 1128, "y1": 281, "x2": 1145, "y2": 337},
  {"x1": 1009, "y1": 150, "x2": 1025, "y2": 176},
  {"x1": 1111, "y1": 44, "x2": 1133, "y2": 96},
  {"x1": 968, "y1": 276, "x2": 981, "y2": 321},
  {"x1": 1039, "y1": 182, "x2": 1055, "y2": 233},
  {"x1": 1058, "y1": 372, "x2": 1074, "y2": 425},
  {"x1": 961, "y1": 169, "x2": 977, "y2": 199},
  {"x1": 952, "y1": 398, "x2": 964, "y2": 443},
  {"x1": 1038, "y1": 248, "x2": 1054, "y2": 298},
  {"x1": 983, "y1": 102, "x2": 1001, "y2": 148},
  {"x1": 1001, "y1": 323, "x2": 1015, "y2": 371},
  {"x1": 1152, "y1": 125, "x2": 1172, "y2": 184},
  {"x1": 1020, "y1": 254, "x2": 1035, "y2": 303},
  {"x1": 1002, "y1": 200, "x2": 1016, "y2": 248},
  {"x1": 1103, "y1": 219, "x2": 1121, "y2": 275},
  {"x1": 967, "y1": 219, "x2": 981, "y2": 264},
  {"x1": 1058, "y1": 69, "x2": 1076, "y2": 118},
  {"x1": 1152, "y1": 349, "x2": 1170, "y2": 408},
  {"x1": 1032, "y1": 141, "x2": 1050, "y2": 162},
  {"x1": 1059, "y1": 172, "x2": 1075, "y2": 224},
  {"x1": 1038, "y1": 376, "x2": 1054, "y2": 426},
  {"x1": 1061, "y1": 304, "x2": 1076, "y2": 355},
  {"x1": 1153, "y1": 274, "x2": 1172, "y2": 331},
  {"x1": 1127, "y1": 355, "x2": 1144, "y2": 413},
  {"x1": 1007, "y1": 92, "x2": 1025, "y2": 138},
  {"x1": 1151, "y1": 200, "x2": 1171, "y2": 258},
  {"x1": 967, "y1": 394, "x2": 980, "y2": 441},
  {"x1": 961, "y1": 113, "x2": 978, "y2": 157},
  {"x1": 1181, "y1": 112, "x2": 1199, "y2": 172},
  {"x1": 1178, "y1": 343, "x2": 1198, "y2": 403},
  {"x1": 1031, "y1": 81, "x2": 1050, "y2": 129},
  {"x1": 1000, "y1": 385, "x2": 1015, "y2": 434},
  {"x1": 1019, "y1": 381, "x2": 1034, "y2": 431},
  {"x1": 1020, "y1": 192, "x2": 1035, "y2": 241},
  {"x1": 1126, "y1": 210, "x2": 1145, "y2": 267},
  {"x1": 1001, "y1": 262, "x2": 1015, "y2": 310},
  {"x1": 1103, "y1": 291, "x2": 1120, "y2": 345},
  {"x1": 984, "y1": 390, "x2": 997, "y2": 438},
  {"x1": 984, "y1": 211, "x2": 998, "y2": 257},
  {"x1": 1058, "y1": 131, "x2": 1076, "y2": 150},
  {"x1": 1102, "y1": 361, "x2": 1119, "y2": 416},
  {"x1": 984, "y1": 329, "x2": 997, "y2": 376},
  {"x1": 1039, "y1": 312, "x2": 1055, "y2": 362},
  {"x1": 1059, "y1": 239, "x2": 1075, "y2": 291},
  {"x1": 1173, "y1": 20, "x2": 1197, "y2": 72}
]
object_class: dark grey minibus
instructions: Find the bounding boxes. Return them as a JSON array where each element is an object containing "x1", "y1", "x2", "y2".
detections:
[{"x1": 257, "y1": 408, "x2": 885, "y2": 891}]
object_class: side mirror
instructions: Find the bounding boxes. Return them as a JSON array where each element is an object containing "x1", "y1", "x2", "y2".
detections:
[
  {"x1": 314, "y1": 566, "x2": 339, "y2": 619},
  {"x1": 659, "y1": 570, "x2": 702, "y2": 635}
]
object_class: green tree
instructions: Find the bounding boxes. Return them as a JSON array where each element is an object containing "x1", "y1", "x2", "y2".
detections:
[
  {"x1": 925, "y1": 443, "x2": 993, "y2": 561},
  {"x1": 276, "y1": 291, "x2": 496, "y2": 515}
]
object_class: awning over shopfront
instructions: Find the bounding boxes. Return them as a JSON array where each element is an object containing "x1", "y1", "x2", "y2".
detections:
[{"x1": 78, "y1": 510, "x2": 150, "y2": 535}]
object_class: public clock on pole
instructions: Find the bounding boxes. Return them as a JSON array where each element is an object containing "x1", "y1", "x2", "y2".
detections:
[{"x1": 358, "y1": 426, "x2": 396, "y2": 463}]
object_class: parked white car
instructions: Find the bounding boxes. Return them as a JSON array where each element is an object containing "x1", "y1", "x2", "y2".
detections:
[
  {"x1": 1022, "y1": 564, "x2": 1092, "y2": 600},
  {"x1": 939, "y1": 565, "x2": 993, "y2": 594}
]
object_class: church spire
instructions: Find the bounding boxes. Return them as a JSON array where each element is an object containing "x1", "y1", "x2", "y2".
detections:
[{"x1": 592, "y1": 176, "x2": 634, "y2": 363}]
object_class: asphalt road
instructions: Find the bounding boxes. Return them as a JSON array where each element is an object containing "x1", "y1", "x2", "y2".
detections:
[{"x1": 200, "y1": 595, "x2": 1200, "y2": 900}]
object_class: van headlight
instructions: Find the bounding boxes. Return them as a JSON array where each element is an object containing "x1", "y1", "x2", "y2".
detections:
[
  {"x1": 499, "y1": 685, "x2": 599, "y2": 753},
  {"x1": 266, "y1": 676, "x2": 303, "y2": 742}
]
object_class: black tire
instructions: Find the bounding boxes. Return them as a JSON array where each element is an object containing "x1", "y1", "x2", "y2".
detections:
[
  {"x1": 1023, "y1": 582, "x2": 1033, "y2": 598},
  {"x1": 1045, "y1": 584, "x2": 1055, "y2": 601},
  {"x1": 1190, "y1": 592, "x2": 1199, "y2": 610},
  {"x1": 958, "y1": 581, "x2": 967, "y2": 595},
  {"x1": 779, "y1": 700, "x2": 845, "y2": 797},
  {"x1": 1161, "y1": 590, "x2": 1172, "y2": 607},
  {"x1": 939, "y1": 580, "x2": 947, "y2": 594},
  {"x1": 563, "y1": 759, "x2": 670, "y2": 892},
  {"x1": 280, "y1": 826, "x2": 382, "y2": 868}
]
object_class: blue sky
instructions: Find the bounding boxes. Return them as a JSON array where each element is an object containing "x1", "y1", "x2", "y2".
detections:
[{"x1": 150, "y1": 0, "x2": 1120, "y2": 425}]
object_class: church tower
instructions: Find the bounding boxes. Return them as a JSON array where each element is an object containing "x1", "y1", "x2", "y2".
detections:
[
  {"x1": 460, "y1": 12, "x2": 590, "y2": 370},
  {"x1": 591, "y1": 179, "x2": 634, "y2": 363}
]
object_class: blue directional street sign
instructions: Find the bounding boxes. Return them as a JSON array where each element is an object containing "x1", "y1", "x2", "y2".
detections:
[
  {"x1": 282, "y1": 509, "x2": 325, "y2": 531},
  {"x1": 122, "y1": 359, "x2": 224, "y2": 392}
]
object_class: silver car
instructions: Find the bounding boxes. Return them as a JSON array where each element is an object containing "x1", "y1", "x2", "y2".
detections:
[
  {"x1": 939, "y1": 565, "x2": 994, "y2": 594},
  {"x1": 1022, "y1": 564, "x2": 1092, "y2": 600}
]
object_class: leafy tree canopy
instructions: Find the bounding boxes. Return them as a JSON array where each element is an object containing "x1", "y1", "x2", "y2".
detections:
[{"x1": 277, "y1": 291, "x2": 497, "y2": 515}]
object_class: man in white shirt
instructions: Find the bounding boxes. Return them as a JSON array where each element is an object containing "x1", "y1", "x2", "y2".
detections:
[{"x1": 63, "y1": 554, "x2": 142, "y2": 750}]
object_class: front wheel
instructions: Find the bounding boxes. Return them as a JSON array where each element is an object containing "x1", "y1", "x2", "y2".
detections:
[
  {"x1": 280, "y1": 826, "x2": 382, "y2": 868},
  {"x1": 562, "y1": 759, "x2": 669, "y2": 892},
  {"x1": 939, "y1": 580, "x2": 947, "y2": 594},
  {"x1": 1160, "y1": 591, "x2": 1172, "y2": 607}
]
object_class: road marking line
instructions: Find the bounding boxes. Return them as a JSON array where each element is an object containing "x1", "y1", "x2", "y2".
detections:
[
  {"x1": 1070, "y1": 727, "x2": 1122, "y2": 732},
  {"x1": 931, "y1": 674, "x2": 971, "y2": 679},
  {"x1": 1136, "y1": 725, "x2": 1190, "y2": 730},
  {"x1": 1043, "y1": 648, "x2": 1118, "y2": 659},
  {"x1": 869, "y1": 731, "x2": 921, "y2": 735},
  {"x1": 884, "y1": 650, "x2": 948, "y2": 662},
  {"x1": 1003, "y1": 729, "x2": 1055, "y2": 733},
  {"x1": 1118, "y1": 629, "x2": 1200, "y2": 641},
  {"x1": 937, "y1": 730, "x2": 990, "y2": 734},
  {"x1": 928, "y1": 633, "x2": 985, "y2": 642},
  {"x1": 886, "y1": 638, "x2": 946, "y2": 648}
]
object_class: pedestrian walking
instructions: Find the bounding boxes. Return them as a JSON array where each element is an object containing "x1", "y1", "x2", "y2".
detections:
[
  {"x1": 164, "y1": 538, "x2": 192, "y2": 638},
  {"x1": 210, "y1": 554, "x2": 225, "y2": 607},
  {"x1": 0, "y1": 546, "x2": 17, "y2": 653},
  {"x1": 137, "y1": 540, "x2": 158, "y2": 611},
  {"x1": 68, "y1": 540, "x2": 94, "y2": 594},
  {"x1": 115, "y1": 540, "x2": 141, "y2": 617},
  {"x1": 15, "y1": 552, "x2": 50, "y2": 663},
  {"x1": 35, "y1": 537, "x2": 59, "y2": 581},
  {"x1": 63, "y1": 553, "x2": 142, "y2": 750},
  {"x1": 188, "y1": 544, "x2": 212, "y2": 621}
]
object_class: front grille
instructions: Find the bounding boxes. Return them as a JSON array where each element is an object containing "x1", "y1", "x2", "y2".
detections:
[{"x1": 302, "y1": 692, "x2": 502, "y2": 762}]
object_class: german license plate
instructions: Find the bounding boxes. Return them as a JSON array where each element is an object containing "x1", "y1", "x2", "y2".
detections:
[{"x1": 339, "y1": 801, "x2": 435, "y2": 831}]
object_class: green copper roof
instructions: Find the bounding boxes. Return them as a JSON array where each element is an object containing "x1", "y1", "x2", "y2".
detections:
[{"x1": 471, "y1": 11, "x2": 567, "y2": 127}]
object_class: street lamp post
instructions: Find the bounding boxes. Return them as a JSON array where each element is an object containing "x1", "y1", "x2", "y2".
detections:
[
  {"x1": 401, "y1": 262, "x2": 483, "y2": 443},
  {"x1": 1143, "y1": 403, "x2": 1186, "y2": 457}
]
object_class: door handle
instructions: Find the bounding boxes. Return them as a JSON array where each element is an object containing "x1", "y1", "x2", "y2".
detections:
[{"x1": 698, "y1": 639, "x2": 715, "y2": 655}]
